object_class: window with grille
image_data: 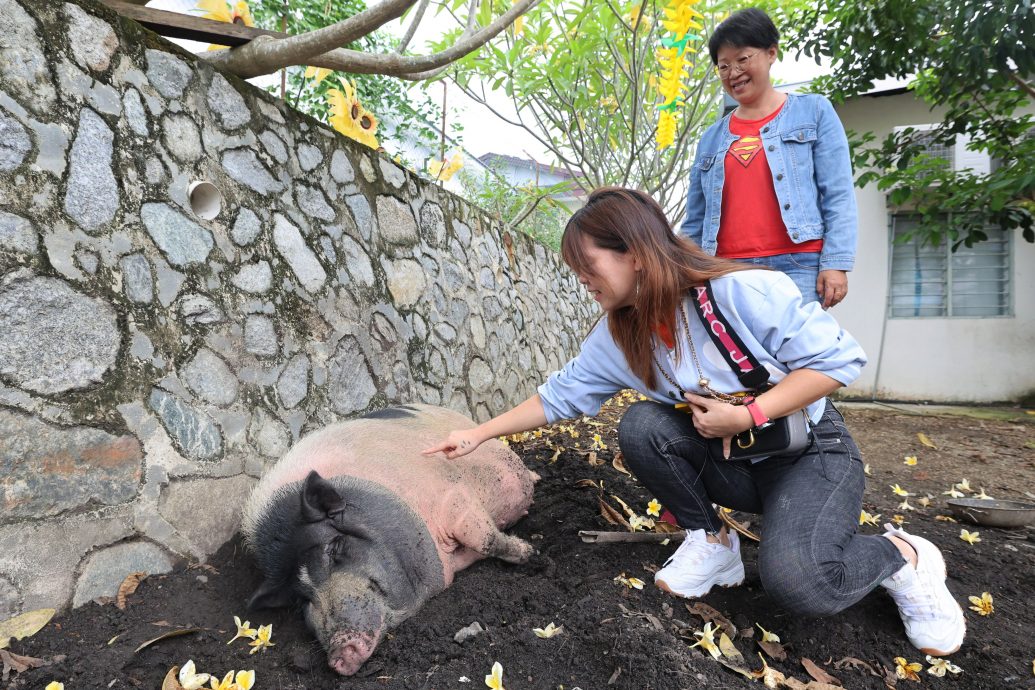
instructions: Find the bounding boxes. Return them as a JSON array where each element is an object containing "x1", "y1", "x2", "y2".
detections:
[
  {"x1": 888, "y1": 215, "x2": 1011, "y2": 318},
  {"x1": 912, "y1": 129, "x2": 954, "y2": 169}
]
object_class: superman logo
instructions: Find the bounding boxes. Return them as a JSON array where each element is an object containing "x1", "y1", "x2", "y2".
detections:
[{"x1": 728, "y1": 136, "x2": 761, "y2": 167}]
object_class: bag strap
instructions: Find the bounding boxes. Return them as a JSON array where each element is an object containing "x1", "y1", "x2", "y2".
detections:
[{"x1": 690, "y1": 281, "x2": 771, "y2": 390}]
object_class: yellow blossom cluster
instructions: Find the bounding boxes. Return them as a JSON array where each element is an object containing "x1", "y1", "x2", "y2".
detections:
[{"x1": 653, "y1": 0, "x2": 703, "y2": 149}]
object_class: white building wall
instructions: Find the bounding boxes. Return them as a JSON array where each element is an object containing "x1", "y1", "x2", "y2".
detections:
[{"x1": 832, "y1": 93, "x2": 1035, "y2": 402}]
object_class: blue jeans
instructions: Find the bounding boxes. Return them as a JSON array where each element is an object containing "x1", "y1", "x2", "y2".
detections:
[
  {"x1": 617, "y1": 400, "x2": 905, "y2": 616},
  {"x1": 734, "y1": 252, "x2": 820, "y2": 304}
]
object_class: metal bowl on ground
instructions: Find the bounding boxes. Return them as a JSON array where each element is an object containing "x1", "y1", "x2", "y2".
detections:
[{"x1": 945, "y1": 498, "x2": 1035, "y2": 528}]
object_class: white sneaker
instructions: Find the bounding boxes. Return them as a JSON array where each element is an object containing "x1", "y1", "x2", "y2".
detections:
[
  {"x1": 880, "y1": 524, "x2": 966, "y2": 656},
  {"x1": 655, "y1": 529, "x2": 745, "y2": 598}
]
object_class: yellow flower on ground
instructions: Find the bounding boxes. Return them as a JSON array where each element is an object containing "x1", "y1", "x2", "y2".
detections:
[
  {"x1": 890, "y1": 484, "x2": 911, "y2": 497},
  {"x1": 248, "y1": 624, "x2": 275, "y2": 654},
  {"x1": 859, "y1": 510, "x2": 880, "y2": 526},
  {"x1": 903, "y1": 455, "x2": 918, "y2": 466},
  {"x1": 690, "y1": 621, "x2": 721, "y2": 659},
  {"x1": 532, "y1": 622, "x2": 563, "y2": 638},
  {"x1": 894, "y1": 656, "x2": 922, "y2": 681},
  {"x1": 968, "y1": 591, "x2": 994, "y2": 616},
  {"x1": 210, "y1": 671, "x2": 236, "y2": 690},
  {"x1": 179, "y1": 660, "x2": 211, "y2": 690},
  {"x1": 974, "y1": 487, "x2": 993, "y2": 500},
  {"x1": 898, "y1": 498, "x2": 914, "y2": 511},
  {"x1": 45, "y1": 683, "x2": 64, "y2": 690},
  {"x1": 755, "y1": 623, "x2": 780, "y2": 643},
  {"x1": 934, "y1": 514, "x2": 957, "y2": 522},
  {"x1": 942, "y1": 487, "x2": 965, "y2": 498},
  {"x1": 916, "y1": 496, "x2": 932, "y2": 508},
  {"x1": 955, "y1": 478, "x2": 972, "y2": 492},
  {"x1": 628, "y1": 514, "x2": 655, "y2": 532},
  {"x1": 959, "y1": 529, "x2": 981, "y2": 545},
  {"x1": 864, "y1": 463, "x2": 872, "y2": 476},
  {"x1": 304, "y1": 66, "x2": 332, "y2": 83},
  {"x1": 592, "y1": 433, "x2": 608, "y2": 450},
  {"x1": 485, "y1": 661, "x2": 504, "y2": 690},
  {"x1": 891, "y1": 514, "x2": 907, "y2": 526},
  {"x1": 925, "y1": 655, "x2": 962, "y2": 677},
  {"x1": 228, "y1": 616, "x2": 257, "y2": 644},
  {"x1": 646, "y1": 498, "x2": 662, "y2": 517},
  {"x1": 234, "y1": 670, "x2": 256, "y2": 690},
  {"x1": 613, "y1": 573, "x2": 645, "y2": 589}
]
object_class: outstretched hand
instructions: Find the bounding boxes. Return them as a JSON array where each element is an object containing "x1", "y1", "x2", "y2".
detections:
[
  {"x1": 682, "y1": 393, "x2": 753, "y2": 460},
  {"x1": 421, "y1": 429, "x2": 483, "y2": 459}
]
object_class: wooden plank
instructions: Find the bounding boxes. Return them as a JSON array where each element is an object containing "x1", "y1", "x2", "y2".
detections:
[{"x1": 98, "y1": 0, "x2": 288, "y2": 46}]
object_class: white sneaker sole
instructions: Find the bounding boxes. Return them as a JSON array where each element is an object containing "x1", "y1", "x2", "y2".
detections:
[{"x1": 655, "y1": 560, "x2": 745, "y2": 599}]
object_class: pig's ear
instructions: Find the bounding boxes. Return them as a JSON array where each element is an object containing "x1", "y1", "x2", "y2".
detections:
[
  {"x1": 248, "y1": 579, "x2": 297, "y2": 610},
  {"x1": 301, "y1": 470, "x2": 347, "y2": 522}
]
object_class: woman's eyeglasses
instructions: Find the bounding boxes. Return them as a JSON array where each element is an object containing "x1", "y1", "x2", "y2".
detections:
[{"x1": 716, "y1": 51, "x2": 760, "y2": 77}]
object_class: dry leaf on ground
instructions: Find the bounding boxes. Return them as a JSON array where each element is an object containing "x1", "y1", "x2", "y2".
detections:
[
  {"x1": 597, "y1": 497, "x2": 631, "y2": 530},
  {"x1": 116, "y1": 572, "x2": 148, "y2": 610},
  {"x1": 833, "y1": 656, "x2": 880, "y2": 677},
  {"x1": 134, "y1": 628, "x2": 201, "y2": 654},
  {"x1": 685, "y1": 602, "x2": 737, "y2": 639},
  {"x1": 0, "y1": 649, "x2": 46, "y2": 682},
  {"x1": 612, "y1": 452, "x2": 630, "y2": 476},
  {"x1": 0, "y1": 609, "x2": 55, "y2": 649},
  {"x1": 759, "y1": 638, "x2": 787, "y2": 661},
  {"x1": 917, "y1": 432, "x2": 937, "y2": 448},
  {"x1": 162, "y1": 665, "x2": 184, "y2": 690},
  {"x1": 801, "y1": 658, "x2": 842, "y2": 686}
]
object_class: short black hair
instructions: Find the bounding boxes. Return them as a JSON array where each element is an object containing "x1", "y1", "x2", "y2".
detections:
[{"x1": 708, "y1": 8, "x2": 779, "y2": 65}]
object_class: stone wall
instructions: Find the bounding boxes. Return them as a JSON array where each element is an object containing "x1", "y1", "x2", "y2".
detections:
[{"x1": 0, "y1": 0, "x2": 597, "y2": 615}]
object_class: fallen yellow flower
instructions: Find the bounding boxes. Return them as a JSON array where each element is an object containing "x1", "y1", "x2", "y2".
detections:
[
  {"x1": 894, "y1": 656, "x2": 922, "y2": 681},
  {"x1": 178, "y1": 659, "x2": 211, "y2": 690},
  {"x1": 690, "y1": 622, "x2": 722, "y2": 659},
  {"x1": 903, "y1": 455, "x2": 918, "y2": 466},
  {"x1": 248, "y1": 624, "x2": 274, "y2": 654},
  {"x1": 864, "y1": 463, "x2": 872, "y2": 476},
  {"x1": 532, "y1": 622, "x2": 563, "y2": 638},
  {"x1": 859, "y1": 510, "x2": 881, "y2": 526},
  {"x1": 925, "y1": 655, "x2": 962, "y2": 677},
  {"x1": 228, "y1": 616, "x2": 257, "y2": 645},
  {"x1": 934, "y1": 515, "x2": 957, "y2": 522},
  {"x1": 234, "y1": 669, "x2": 256, "y2": 690},
  {"x1": 898, "y1": 498, "x2": 914, "y2": 511},
  {"x1": 968, "y1": 591, "x2": 993, "y2": 616},
  {"x1": 646, "y1": 498, "x2": 662, "y2": 517},
  {"x1": 973, "y1": 487, "x2": 993, "y2": 500},
  {"x1": 45, "y1": 683, "x2": 64, "y2": 690},
  {"x1": 942, "y1": 487, "x2": 965, "y2": 498},
  {"x1": 890, "y1": 484, "x2": 911, "y2": 497},
  {"x1": 485, "y1": 660, "x2": 505, "y2": 690},
  {"x1": 954, "y1": 478, "x2": 972, "y2": 492},
  {"x1": 959, "y1": 529, "x2": 981, "y2": 545},
  {"x1": 891, "y1": 514, "x2": 907, "y2": 526},
  {"x1": 755, "y1": 623, "x2": 780, "y2": 643},
  {"x1": 916, "y1": 496, "x2": 932, "y2": 508}
]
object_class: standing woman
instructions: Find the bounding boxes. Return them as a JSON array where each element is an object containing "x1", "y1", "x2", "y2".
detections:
[
  {"x1": 425, "y1": 188, "x2": 963, "y2": 657},
  {"x1": 680, "y1": 8, "x2": 857, "y2": 309}
]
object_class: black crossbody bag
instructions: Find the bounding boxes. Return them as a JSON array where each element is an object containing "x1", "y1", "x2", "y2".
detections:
[{"x1": 690, "y1": 282, "x2": 812, "y2": 462}]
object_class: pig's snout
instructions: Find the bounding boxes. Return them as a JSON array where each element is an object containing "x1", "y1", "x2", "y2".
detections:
[{"x1": 328, "y1": 631, "x2": 376, "y2": 676}]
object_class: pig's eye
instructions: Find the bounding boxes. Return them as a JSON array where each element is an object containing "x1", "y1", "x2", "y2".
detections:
[{"x1": 328, "y1": 536, "x2": 348, "y2": 563}]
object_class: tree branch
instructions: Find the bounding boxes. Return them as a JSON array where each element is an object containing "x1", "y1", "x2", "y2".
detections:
[{"x1": 395, "y1": 0, "x2": 430, "y2": 53}]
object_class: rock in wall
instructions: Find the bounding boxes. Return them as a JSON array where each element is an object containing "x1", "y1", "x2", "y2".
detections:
[{"x1": 0, "y1": 0, "x2": 597, "y2": 614}]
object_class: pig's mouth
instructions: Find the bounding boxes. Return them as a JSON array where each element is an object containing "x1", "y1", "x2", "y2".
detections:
[{"x1": 327, "y1": 630, "x2": 378, "y2": 676}]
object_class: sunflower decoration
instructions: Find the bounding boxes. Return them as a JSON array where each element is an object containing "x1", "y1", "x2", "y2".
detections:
[
  {"x1": 193, "y1": 0, "x2": 254, "y2": 50},
  {"x1": 428, "y1": 152, "x2": 464, "y2": 182},
  {"x1": 326, "y1": 79, "x2": 380, "y2": 150},
  {"x1": 653, "y1": 0, "x2": 704, "y2": 149}
]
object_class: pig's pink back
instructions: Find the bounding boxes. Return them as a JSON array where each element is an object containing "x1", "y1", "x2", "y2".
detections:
[{"x1": 244, "y1": 405, "x2": 534, "y2": 562}]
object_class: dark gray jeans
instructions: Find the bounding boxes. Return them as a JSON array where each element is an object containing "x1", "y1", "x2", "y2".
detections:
[{"x1": 618, "y1": 399, "x2": 905, "y2": 617}]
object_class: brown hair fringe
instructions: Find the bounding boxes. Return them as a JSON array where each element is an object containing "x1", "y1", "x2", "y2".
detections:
[{"x1": 561, "y1": 187, "x2": 756, "y2": 389}]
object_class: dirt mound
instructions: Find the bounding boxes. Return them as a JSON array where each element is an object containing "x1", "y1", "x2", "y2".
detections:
[{"x1": 9, "y1": 400, "x2": 1035, "y2": 690}]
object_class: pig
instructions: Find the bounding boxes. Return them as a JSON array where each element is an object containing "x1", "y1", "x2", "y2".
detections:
[{"x1": 241, "y1": 404, "x2": 538, "y2": 676}]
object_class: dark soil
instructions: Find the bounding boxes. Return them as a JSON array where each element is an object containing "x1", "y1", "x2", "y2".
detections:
[{"x1": 9, "y1": 399, "x2": 1035, "y2": 690}]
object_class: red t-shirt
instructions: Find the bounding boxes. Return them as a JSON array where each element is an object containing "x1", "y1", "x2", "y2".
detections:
[{"x1": 716, "y1": 103, "x2": 823, "y2": 258}]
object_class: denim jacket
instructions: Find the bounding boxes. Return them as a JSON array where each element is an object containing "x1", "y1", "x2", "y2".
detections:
[
  {"x1": 678, "y1": 93, "x2": 857, "y2": 272},
  {"x1": 537, "y1": 269, "x2": 866, "y2": 425}
]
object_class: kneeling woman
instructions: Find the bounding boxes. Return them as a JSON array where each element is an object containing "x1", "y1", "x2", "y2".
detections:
[{"x1": 423, "y1": 187, "x2": 964, "y2": 656}]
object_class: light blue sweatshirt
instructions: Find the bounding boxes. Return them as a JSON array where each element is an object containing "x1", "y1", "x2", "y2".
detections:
[{"x1": 537, "y1": 269, "x2": 866, "y2": 425}]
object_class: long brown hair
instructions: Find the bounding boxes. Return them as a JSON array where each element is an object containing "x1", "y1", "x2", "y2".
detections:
[{"x1": 561, "y1": 187, "x2": 754, "y2": 389}]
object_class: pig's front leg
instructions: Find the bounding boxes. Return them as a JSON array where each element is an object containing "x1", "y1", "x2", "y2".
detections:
[{"x1": 451, "y1": 505, "x2": 534, "y2": 564}]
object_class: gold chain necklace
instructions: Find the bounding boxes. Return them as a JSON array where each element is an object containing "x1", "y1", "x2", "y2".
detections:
[{"x1": 652, "y1": 302, "x2": 741, "y2": 404}]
